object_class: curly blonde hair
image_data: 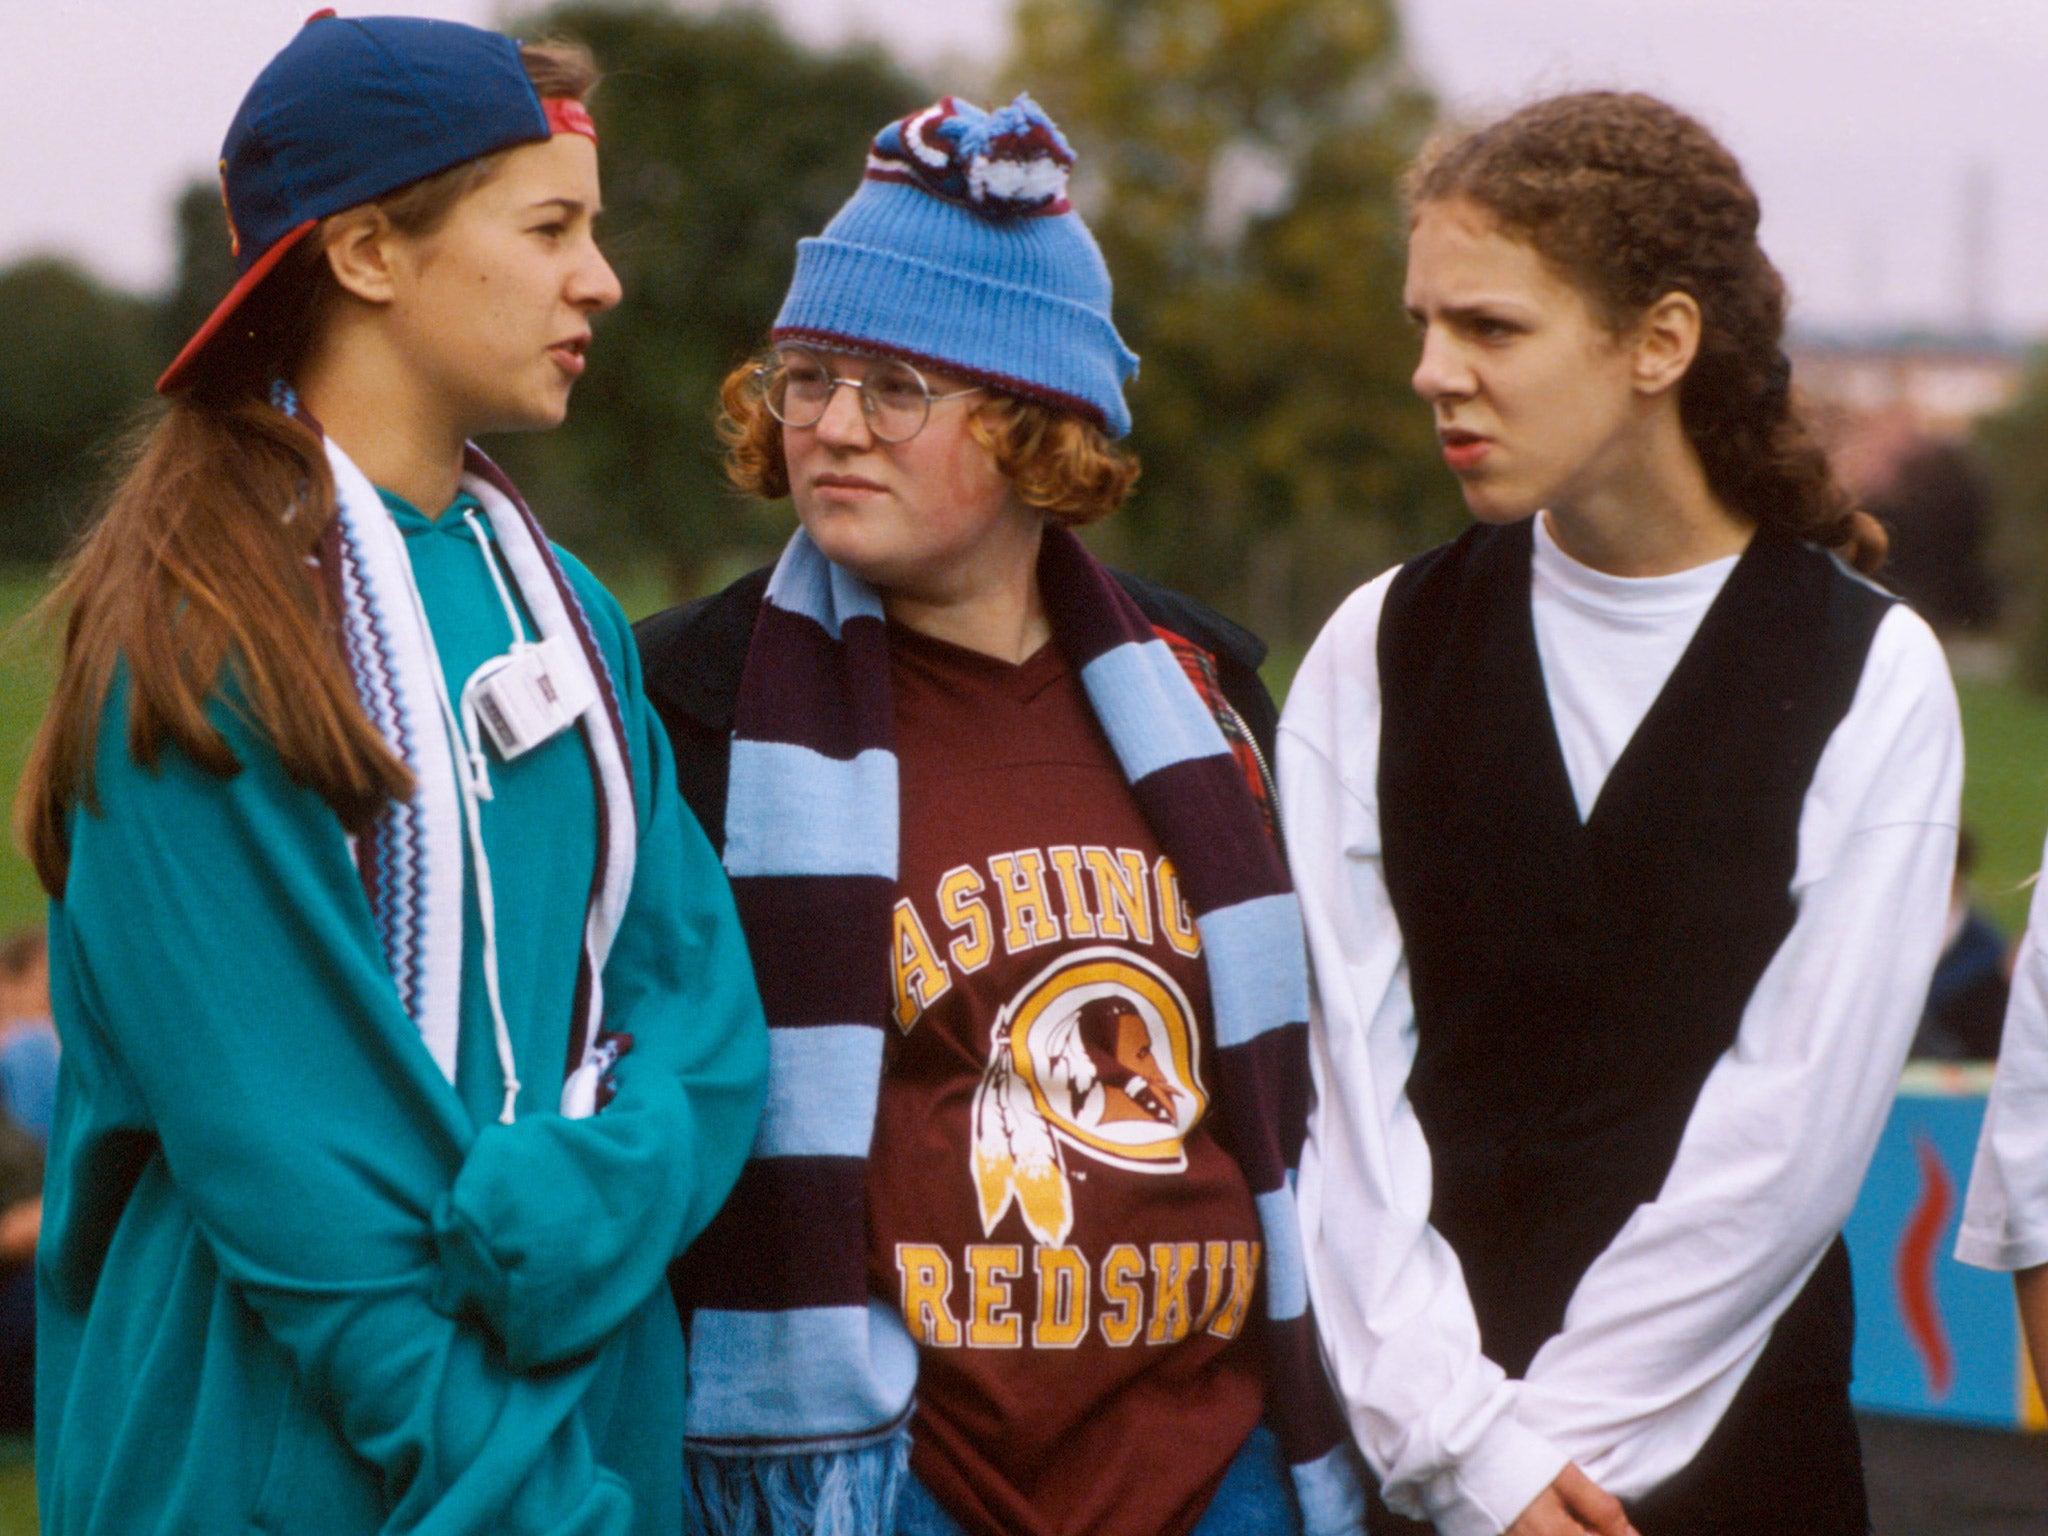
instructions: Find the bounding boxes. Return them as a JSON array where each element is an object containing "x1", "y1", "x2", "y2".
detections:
[{"x1": 716, "y1": 354, "x2": 1139, "y2": 527}]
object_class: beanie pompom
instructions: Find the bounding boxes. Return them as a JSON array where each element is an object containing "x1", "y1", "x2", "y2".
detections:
[{"x1": 867, "y1": 94, "x2": 1073, "y2": 219}]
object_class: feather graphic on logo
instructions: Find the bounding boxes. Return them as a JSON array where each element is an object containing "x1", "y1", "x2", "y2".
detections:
[{"x1": 971, "y1": 1037, "x2": 1073, "y2": 1247}]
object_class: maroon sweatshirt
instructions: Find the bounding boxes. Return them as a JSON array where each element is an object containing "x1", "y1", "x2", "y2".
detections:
[{"x1": 867, "y1": 623, "x2": 1266, "y2": 1536}]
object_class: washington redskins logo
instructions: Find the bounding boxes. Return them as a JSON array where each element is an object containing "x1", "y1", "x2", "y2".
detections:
[{"x1": 971, "y1": 948, "x2": 1207, "y2": 1247}]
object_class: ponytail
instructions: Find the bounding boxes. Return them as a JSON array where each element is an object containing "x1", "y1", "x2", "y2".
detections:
[{"x1": 15, "y1": 381, "x2": 412, "y2": 898}]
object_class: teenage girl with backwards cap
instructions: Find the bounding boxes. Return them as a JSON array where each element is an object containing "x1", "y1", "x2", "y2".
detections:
[
  {"x1": 637, "y1": 95, "x2": 1365, "y2": 1536},
  {"x1": 20, "y1": 14, "x2": 765, "y2": 1534},
  {"x1": 1280, "y1": 93, "x2": 1962, "y2": 1535}
]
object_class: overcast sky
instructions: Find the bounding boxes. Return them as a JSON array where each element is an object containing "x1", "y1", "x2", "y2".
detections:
[{"x1": 16, "y1": 0, "x2": 2048, "y2": 339}]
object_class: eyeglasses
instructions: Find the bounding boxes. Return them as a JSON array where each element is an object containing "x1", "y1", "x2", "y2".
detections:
[{"x1": 757, "y1": 346, "x2": 983, "y2": 443}]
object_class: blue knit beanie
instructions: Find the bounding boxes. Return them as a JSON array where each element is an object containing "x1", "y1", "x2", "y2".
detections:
[{"x1": 773, "y1": 94, "x2": 1140, "y2": 437}]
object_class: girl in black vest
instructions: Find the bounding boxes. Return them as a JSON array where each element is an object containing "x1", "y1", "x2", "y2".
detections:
[{"x1": 1279, "y1": 92, "x2": 1962, "y2": 1536}]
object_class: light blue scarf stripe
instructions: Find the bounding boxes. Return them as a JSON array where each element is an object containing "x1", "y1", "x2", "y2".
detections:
[
  {"x1": 1294, "y1": 1445, "x2": 1371, "y2": 1536},
  {"x1": 1200, "y1": 893, "x2": 1313, "y2": 1048},
  {"x1": 1256, "y1": 1181, "x2": 1311, "y2": 1322},
  {"x1": 687, "y1": 1302, "x2": 920, "y2": 1441},
  {"x1": 757, "y1": 1026, "x2": 887, "y2": 1158},
  {"x1": 765, "y1": 530, "x2": 887, "y2": 637},
  {"x1": 1079, "y1": 638, "x2": 1234, "y2": 784},
  {"x1": 725, "y1": 741, "x2": 900, "y2": 879}
]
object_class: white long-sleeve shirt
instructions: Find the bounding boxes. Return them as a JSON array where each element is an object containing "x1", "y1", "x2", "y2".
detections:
[
  {"x1": 1959, "y1": 840, "x2": 2048, "y2": 1272},
  {"x1": 1280, "y1": 515, "x2": 1962, "y2": 1536}
]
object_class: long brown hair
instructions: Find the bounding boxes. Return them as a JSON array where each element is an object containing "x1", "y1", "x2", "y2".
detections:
[
  {"x1": 1406, "y1": 91, "x2": 1886, "y2": 574},
  {"x1": 16, "y1": 40, "x2": 598, "y2": 898}
]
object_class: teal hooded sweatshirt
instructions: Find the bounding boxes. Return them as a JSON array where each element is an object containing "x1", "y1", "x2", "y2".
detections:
[{"x1": 36, "y1": 493, "x2": 768, "y2": 1535}]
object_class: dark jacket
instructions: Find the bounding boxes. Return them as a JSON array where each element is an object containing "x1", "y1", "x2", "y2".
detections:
[{"x1": 634, "y1": 564, "x2": 1281, "y2": 855}]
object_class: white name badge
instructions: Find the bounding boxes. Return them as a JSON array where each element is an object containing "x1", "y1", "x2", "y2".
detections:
[{"x1": 469, "y1": 634, "x2": 597, "y2": 761}]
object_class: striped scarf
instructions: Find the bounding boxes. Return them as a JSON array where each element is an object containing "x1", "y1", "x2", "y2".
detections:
[
  {"x1": 681, "y1": 525, "x2": 1363, "y2": 1535},
  {"x1": 316, "y1": 430, "x2": 637, "y2": 1114}
]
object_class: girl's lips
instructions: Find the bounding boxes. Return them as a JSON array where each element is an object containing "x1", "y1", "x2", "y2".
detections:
[
  {"x1": 1440, "y1": 432, "x2": 1490, "y2": 473},
  {"x1": 549, "y1": 341, "x2": 587, "y2": 378},
  {"x1": 813, "y1": 475, "x2": 885, "y2": 493}
]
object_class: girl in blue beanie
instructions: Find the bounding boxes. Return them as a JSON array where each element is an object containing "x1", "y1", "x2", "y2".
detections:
[
  {"x1": 17, "y1": 14, "x2": 765, "y2": 1534},
  {"x1": 638, "y1": 94, "x2": 1365, "y2": 1536}
]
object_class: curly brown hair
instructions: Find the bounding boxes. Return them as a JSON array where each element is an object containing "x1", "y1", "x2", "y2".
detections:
[
  {"x1": 716, "y1": 354, "x2": 1139, "y2": 527},
  {"x1": 1406, "y1": 91, "x2": 1885, "y2": 574}
]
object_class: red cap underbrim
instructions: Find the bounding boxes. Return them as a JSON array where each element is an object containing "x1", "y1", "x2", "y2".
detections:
[{"x1": 155, "y1": 219, "x2": 319, "y2": 395}]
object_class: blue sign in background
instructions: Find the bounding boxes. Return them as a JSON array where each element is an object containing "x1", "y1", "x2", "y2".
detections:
[{"x1": 1843, "y1": 1085, "x2": 2030, "y2": 1427}]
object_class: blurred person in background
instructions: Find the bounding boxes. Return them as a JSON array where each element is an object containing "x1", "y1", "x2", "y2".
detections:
[
  {"x1": 638, "y1": 93, "x2": 1362, "y2": 1536},
  {"x1": 0, "y1": 927, "x2": 51, "y2": 1434},
  {"x1": 1911, "y1": 828, "x2": 2010, "y2": 1061},
  {"x1": 14, "y1": 15, "x2": 764, "y2": 1534},
  {"x1": 0, "y1": 1110, "x2": 36, "y2": 1438},
  {"x1": 1280, "y1": 92, "x2": 1961, "y2": 1536},
  {"x1": 0, "y1": 929, "x2": 57, "y2": 1142}
]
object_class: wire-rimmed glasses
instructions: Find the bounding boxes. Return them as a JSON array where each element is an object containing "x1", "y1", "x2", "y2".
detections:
[{"x1": 757, "y1": 345, "x2": 983, "y2": 443}]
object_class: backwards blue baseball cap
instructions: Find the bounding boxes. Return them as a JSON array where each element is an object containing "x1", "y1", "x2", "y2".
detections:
[{"x1": 158, "y1": 9, "x2": 595, "y2": 394}]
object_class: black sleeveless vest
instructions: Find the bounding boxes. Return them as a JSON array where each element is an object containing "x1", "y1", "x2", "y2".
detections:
[{"x1": 1376, "y1": 518, "x2": 1890, "y2": 1405}]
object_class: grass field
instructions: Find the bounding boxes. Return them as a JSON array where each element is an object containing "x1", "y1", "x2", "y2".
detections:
[
  {"x1": 1956, "y1": 677, "x2": 2048, "y2": 935},
  {"x1": 0, "y1": 1439, "x2": 30, "y2": 1532},
  {"x1": 0, "y1": 572, "x2": 57, "y2": 938}
]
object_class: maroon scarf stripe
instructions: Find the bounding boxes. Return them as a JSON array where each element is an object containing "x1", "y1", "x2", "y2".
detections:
[
  {"x1": 1209, "y1": 1025, "x2": 1314, "y2": 1195},
  {"x1": 1127, "y1": 761, "x2": 1293, "y2": 915},
  {"x1": 563, "y1": 728, "x2": 609, "y2": 1079},
  {"x1": 731, "y1": 875, "x2": 897, "y2": 1028},
  {"x1": 1038, "y1": 526, "x2": 1153, "y2": 666},
  {"x1": 1266, "y1": 1313, "x2": 1354, "y2": 1464},
  {"x1": 732, "y1": 602, "x2": 895, "y2": 758},
  {"x1": 682, "y1": 1156, "x2": 872, "y2": 1312}
]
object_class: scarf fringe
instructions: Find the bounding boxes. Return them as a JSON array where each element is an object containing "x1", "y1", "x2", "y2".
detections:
[{"x1": 686, "y1": 1428, "x2": 910, "y2": 1536}]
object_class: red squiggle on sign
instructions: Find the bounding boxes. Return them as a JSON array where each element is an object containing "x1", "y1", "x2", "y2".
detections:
[{"x1": 1896, "y1": 1134, "x2": 1955, "y2": 1399}]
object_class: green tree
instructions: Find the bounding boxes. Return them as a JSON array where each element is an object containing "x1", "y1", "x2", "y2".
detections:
[
  {"x1": 1005, "y1": 0, "x2": 1452, "y2": 644},
  {"x1": 158, "y1": 178, "x2": 242, "y2": 370},
  {"x1": 0, "y1": 258, "x2": 156, "y2": 563},
  {"x1": 1976, "y1": 346, "x2": 2048, "y2": 688},
  {"x1": 494, "y1": 2, "x2": 927, "y2": 597}
]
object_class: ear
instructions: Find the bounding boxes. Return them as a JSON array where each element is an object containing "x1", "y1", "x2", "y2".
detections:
[
  {"x1": 320, "y1": 207, "x2": 403, "y2": 307},
  {"x1": 1631, "y1": 290, "x2": 1702, "y2": 398}
]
